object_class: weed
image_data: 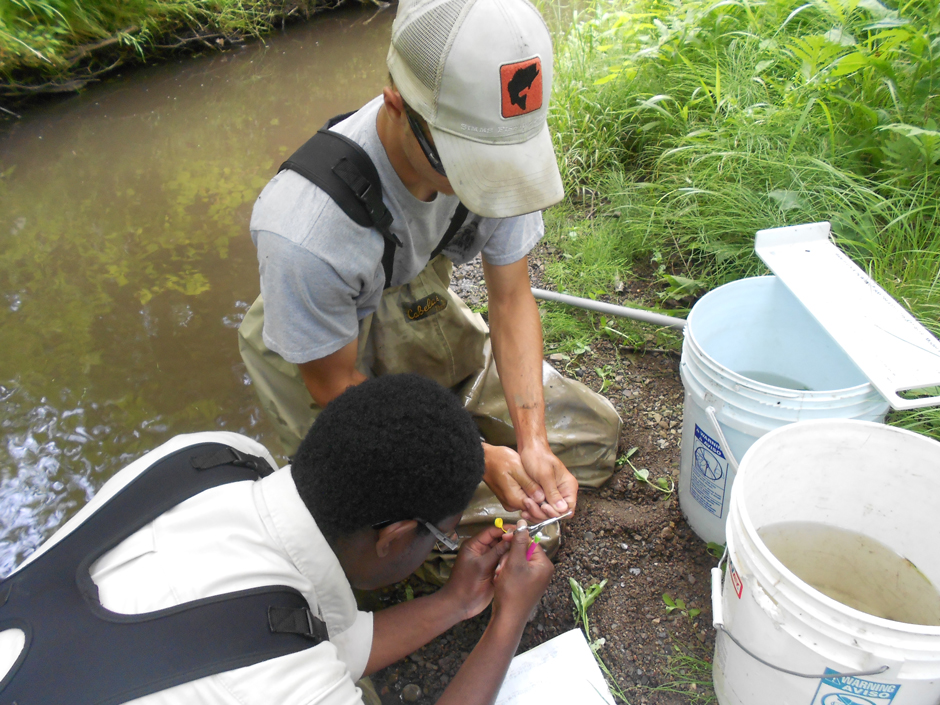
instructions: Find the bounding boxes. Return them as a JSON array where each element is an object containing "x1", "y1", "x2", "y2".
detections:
[
  {"x1": 706, "y1": 542, "x2": 726, "y2": 560},
  {"x1": 594, "y1": 364, "x2": 615, "y2": 393},
  {"x1": 648, "y1": 645, "x2": 717, "y2": 704},
  {"x1": 569, "y1": 577, "x2": 631, "y2": 704},
  {"x1": 663, "y1": 593, "x2": 701, "y2": 623},
  {"x1": 622, "y1": 451, "x2": 675, "y2": 494}
]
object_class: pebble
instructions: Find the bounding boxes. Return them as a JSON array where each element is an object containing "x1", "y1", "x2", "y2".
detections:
[
  {"x1": 629, "y1": 567, "x2": 641, "y2": 576},
  {"x1": 688, "y1": 574, "x2": 696, "y2": 585},
  {"x1": 620, "y1": 543, "x2": 629, "y2": 550},
  {"x1": 584, "y1": 531, "x2": 595, "y2": 541},
  {"x1": 660, "y1": 527, "x2": 675, "y2": 540},
  {"x1": 402, "y1": 684, "x2": 422, "y2": 702}
]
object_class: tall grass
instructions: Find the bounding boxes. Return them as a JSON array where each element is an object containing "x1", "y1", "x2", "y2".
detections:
[
  {"x1": 545, "y1": 0, "x2": 940, "y2": 435},
  {"x1": 0, "y1": 0, "x2": 344, "y2": 91}
]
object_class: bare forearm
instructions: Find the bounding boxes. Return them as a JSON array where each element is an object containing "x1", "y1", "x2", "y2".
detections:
[
  {"x1": 365, "y1": 591, "x2": 464, "y2": 675},
  {"x1": 297, "y1": 338, "x2": 367, "y2": 408},
  {"x1": 435, "y1": 612, "x2": 527, "y2": 705},
  {"x1": 484, "y1": 260, "x2": 548, "y2": 451}
]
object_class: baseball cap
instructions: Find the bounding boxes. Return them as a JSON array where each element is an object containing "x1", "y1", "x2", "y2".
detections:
[{"x1": 387, "y1": 0, "x2": 564, "y2": 218}]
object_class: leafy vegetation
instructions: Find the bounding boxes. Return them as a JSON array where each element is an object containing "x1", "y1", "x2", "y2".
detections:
[
  {"x1": 544, "y1": 0, "x2": 940, "y2": 436},
  {"x1": 0, "y1": 0, "x2": 359, "y2": 95}
]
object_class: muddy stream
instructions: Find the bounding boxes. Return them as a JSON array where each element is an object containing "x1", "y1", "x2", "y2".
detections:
[{"x1": 0, "y1": 6, "x2": 416, "y2": 575}]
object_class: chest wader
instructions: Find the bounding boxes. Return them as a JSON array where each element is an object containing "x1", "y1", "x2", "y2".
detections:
[{"x1": 0, "y1": 443, "x2": 328, "y2": 705}]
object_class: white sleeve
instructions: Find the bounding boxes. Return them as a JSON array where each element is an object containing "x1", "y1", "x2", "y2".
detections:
[{"x1": 481, "y1": 210, "x2": 544, "y2": 266}]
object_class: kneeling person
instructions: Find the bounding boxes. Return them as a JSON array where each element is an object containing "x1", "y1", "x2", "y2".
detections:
[{"x1": 0, "y1": 374, "x2": 553, "y2": 705}]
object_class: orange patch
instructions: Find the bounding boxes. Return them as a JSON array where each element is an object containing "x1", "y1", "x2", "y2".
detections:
[{"x1": 500, "y1": 58, "x2": 543, "y2": 118}]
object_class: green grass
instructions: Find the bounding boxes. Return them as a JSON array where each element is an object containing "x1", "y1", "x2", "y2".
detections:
[
  {"x1": 543, "y1": 0, "x2": 940, "y2": 437},
  {"x1": 0, "y1": 0, "x2": 351, "y2": 92}
]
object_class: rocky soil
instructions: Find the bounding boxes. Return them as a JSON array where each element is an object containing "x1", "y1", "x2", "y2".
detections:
[{"x1": 371, "y1": 246, "x2": 720, "y2": 704}]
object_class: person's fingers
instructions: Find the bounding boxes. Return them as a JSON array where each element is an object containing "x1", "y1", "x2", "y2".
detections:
[
  {"x1": 516, "y1": 473, "x2": 546, "y2": 505},
  {"x1": 538, "y1": 469, "x2": 569, "y2": 513},
  {"x1": 522, "y1": 496, "x2": 549, "y2": 522},
  {"x1": 508, "y1": 520, "x2": 532, "y2": 556},
  {"x1": 467, "y1": 525, "x2": 504, "y2": 550}
]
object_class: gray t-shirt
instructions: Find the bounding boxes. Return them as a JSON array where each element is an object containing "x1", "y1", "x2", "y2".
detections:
[{"x1": 250, "y1": 95, "x2": 544, "y2": 364}]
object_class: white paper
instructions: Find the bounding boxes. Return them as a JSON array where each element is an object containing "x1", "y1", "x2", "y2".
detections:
[{"x1": 494, "y1": 628, "x2": 616, "y2": 705}]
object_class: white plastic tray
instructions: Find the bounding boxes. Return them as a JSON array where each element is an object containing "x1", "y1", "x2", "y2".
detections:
[{"x1": 755, "y1": 222, "x2": 940, "y2": 411}]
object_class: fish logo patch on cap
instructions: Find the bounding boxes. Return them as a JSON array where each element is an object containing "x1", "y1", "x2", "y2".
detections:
[{"x1": 500, "y1": 58, "x2": 542, "y2": 118}]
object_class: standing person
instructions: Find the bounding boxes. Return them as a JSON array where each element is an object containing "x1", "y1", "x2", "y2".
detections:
[
  {"x1": 0, "y1": 374, "x2": 554, "y2": 705},
  {"x1": 238, "y1": 0, "x2": 621, "y2": 545}
]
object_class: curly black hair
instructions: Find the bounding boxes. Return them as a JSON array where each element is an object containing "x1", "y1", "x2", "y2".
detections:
[{"x1": 292, "y1": 374, "x2": 485, "y2": 542}]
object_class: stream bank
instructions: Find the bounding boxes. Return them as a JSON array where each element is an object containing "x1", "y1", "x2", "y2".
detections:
[{"x1": 1, "y1": 0, "x2": 371, "y2": 105}]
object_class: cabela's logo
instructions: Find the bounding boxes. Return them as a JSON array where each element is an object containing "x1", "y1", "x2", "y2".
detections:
[{"x1": 403, "y1": 293, "x2": 448, "y2": 321}]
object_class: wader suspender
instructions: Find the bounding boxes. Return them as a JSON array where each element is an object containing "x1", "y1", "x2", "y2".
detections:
[
  {"x1": 0, "y1": 443, "x2": 328, "y2": 705},
  {"x1": 279, "y1": 112, "x2": 471, "y2": 289}
]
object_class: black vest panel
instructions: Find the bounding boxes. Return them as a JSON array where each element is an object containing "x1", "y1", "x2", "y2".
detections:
[
  {"x1": 279, "y1": 111, "x2": 471, "y2": 289},
  {"x1": 0, "y1": 442, "x2": 326, "y2": 705}
]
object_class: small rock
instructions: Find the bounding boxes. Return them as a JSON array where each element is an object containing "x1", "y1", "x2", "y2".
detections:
[
  {"x1": 687, "y1": 574, "x2": 696, "y2": 585},
  {"x1": 657, "y1": 630, "x2": 667, "y2": 639},
  {"x1": 660, "y1": 527, "x2": 675, "y2": 540},
  {"x1": 549, "y1": 353, "x2": 566, "y2": 361},
  {"x1": 402, "y1": 684, "x2": 422, "y2": 702},
  {"x1": 584, "y1": 531, "x2": 595, "y2": 541},
  {"x1": 629, "y1": 568, "x2": 641, "y2": 576},
  {"x1": 698, "y1": 631, "x2": 708, "y2": 643},
  {"x1": 620, "y1": 543, "x2": 629, "y2": 550}
]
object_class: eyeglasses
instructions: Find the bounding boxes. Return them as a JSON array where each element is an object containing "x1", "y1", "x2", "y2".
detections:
[
  {"x1": 372, "y1": 517, "x2": 460, "y2": 552},
  {"x1": 406, "y1": 110, "x2": 447, "y2": 177}
]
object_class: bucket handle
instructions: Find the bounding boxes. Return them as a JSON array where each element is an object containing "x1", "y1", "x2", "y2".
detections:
[
  {"x1": 711, "y1": 551, "x2": 889, "y2": 680},
  {"x1": 705, "y1": 406, "x2": 739, "y2": 471}
]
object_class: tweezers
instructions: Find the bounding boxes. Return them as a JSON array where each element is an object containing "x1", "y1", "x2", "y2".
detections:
[{"x1": 515, "y1": 510, "x2": 574, "y2": 535}]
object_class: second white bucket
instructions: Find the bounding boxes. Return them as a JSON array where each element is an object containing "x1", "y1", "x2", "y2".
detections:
[
  {"x1": 712, "y1": 419, "x2": 940, "y2": 705},
  {"x1": 678, "y1": 276, "x2": 889, "y2": 545}
]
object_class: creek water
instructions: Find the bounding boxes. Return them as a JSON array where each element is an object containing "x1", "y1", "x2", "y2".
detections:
[{"x1": 0, "y1": 6, "x2": 405, "y2": 575}]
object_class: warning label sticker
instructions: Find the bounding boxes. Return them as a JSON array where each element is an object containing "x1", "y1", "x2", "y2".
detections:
[
  {"x1": 729, "y1": 560, "x2": 743, "y2": 598},
  {"x1": 810, "y1": 669, "x2": 901, "y2": 705},
  {"x1": 689, "y1": 424, "x2": 728, "y2": 518}
]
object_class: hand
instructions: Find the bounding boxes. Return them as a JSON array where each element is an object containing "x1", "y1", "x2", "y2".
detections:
[
  {"x1": 492, "y1": 522, "x2": 554, "y2": 624},
  {"x1": 517, "y1": 443, "x2": 578, "y2": 523},
  {"x1": 440, "y1": 526, "x2": 511, "y2": 621},
  {"x1": 482, "y1": 444, "x2": 533, "y2": 514}
]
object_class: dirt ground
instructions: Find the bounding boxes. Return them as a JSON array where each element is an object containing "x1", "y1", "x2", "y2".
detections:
[{"x1": 371, "y1": 247, "x2": 719, "y2": 704}]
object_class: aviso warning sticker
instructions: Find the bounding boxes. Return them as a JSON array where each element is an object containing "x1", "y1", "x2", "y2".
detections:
[
  {"x1": 810, "y1": 669, "x2": 900, "y2": 705},
  {"x1": 690, "y1": 424, "x2": 729, "y2": 518}
]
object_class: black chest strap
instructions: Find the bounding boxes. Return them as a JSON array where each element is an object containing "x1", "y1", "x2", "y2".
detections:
[
  {"x1": 0, "y1": 442, "x2": 327, "y2": 705},
  {"x1": 279, "y1": 111, "x2": 471, "y2": 289}
]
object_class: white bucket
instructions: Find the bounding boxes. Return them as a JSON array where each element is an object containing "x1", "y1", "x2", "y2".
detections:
[
  {"x1": 712, "y1": 419, "x2": 940, "y2": 705},
  {"x1": 678, "y1": 276, "x2": 889, "y2": 545}
]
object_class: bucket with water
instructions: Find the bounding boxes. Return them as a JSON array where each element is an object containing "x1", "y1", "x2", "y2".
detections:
[
  {"x1": 678, "y1": 222, "x2": 940, "y2": 545},
  {"x1": 712, "y1": 419, "x2": 940, "y2": 705},
  {"x1": 678, "y1": 276, "x2": 888, "y2": 544}
]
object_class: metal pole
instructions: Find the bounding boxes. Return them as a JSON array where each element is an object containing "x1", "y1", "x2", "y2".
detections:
[{"x1": 531, "y1": 287, "x2": 686, "y2": 330}]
